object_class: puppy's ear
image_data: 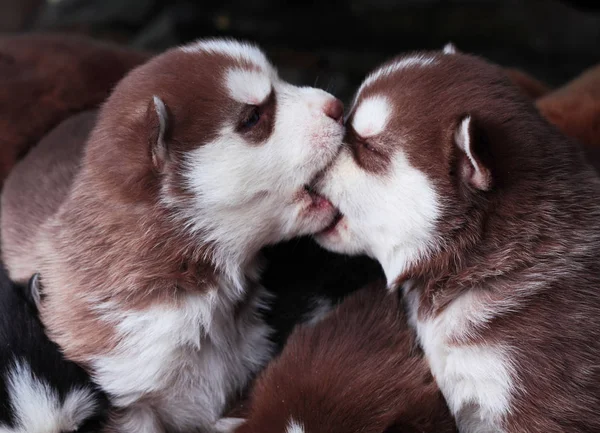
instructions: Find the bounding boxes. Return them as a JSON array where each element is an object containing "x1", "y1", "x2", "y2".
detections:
[
  {"x1": 27, "y1": 273, "x2": 42, "y2": 311},
  {"x1": 453, "y1": 115, "x2": 492, "y2": 191},
  {"x1": 147, "y1": 95, "x2": 170, "y2": 172},
  {"x1": 443, "y1": 42, "x2": 458, "y2": 54}
]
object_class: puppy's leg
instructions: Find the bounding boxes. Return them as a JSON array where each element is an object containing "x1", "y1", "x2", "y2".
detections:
[
  {"x1": 107, "y1": 404, "x2": 164, "y2": 433},
  {"x1": 214, "y1": 417, "x2": 245, "y2": 433}
]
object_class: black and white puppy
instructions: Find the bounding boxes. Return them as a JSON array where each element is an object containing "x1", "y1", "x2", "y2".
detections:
[{"x1": 0, "y1": 269, "x2": 108, "y2": 433}]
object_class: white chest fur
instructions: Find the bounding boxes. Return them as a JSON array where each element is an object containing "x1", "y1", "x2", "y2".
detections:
[
  {"x1": 91, "y1": 284, "x2": 273, "y2": 433},
  {"x1": 403, "y1": 285, "x2": 515, "y2": 433}
]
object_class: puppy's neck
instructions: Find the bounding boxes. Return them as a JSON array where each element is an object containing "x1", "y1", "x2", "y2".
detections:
[{"x1": 385, "y1": 170, "x2": 600, "y2": 313}]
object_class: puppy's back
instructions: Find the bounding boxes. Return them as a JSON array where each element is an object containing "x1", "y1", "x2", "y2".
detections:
[
  {"x1": 1, "y1": 111, "x2": 97, "y2": 283},
  {"x1": 238, "y1": 283, "x2": 457, "y2": 433}
]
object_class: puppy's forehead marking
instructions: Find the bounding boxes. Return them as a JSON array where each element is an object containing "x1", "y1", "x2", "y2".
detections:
[
  {"x1": 286, "y1": 419, "x2": 305, "y2": 433},
  {"x1": 226, "y1": 68, "x2": 271, "y2": 104},
  {"x1": 352, "y1": 95, "x2": 392, "y2": 138},
  {"x1": 355, "y1": 54, "x2": 438, "y2": 100},
  {"x1": 180, "y1": 39, "x2": 271, "y2": 71}
]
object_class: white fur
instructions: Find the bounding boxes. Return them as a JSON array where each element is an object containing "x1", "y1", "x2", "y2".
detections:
[
  {"x1": 316, "y1": 149, "x2": 439, "y2": 282},
  {"x1": 74, "y1": 40, "x2": 342, "y2": 433},
  {"x1": 180, "y1": 39, "x2": 271, "y2": 72},
  {"x1": 404, "y1": 285, "x2": 514, "y2": 432},
  {"x1": 226, "y1": 68, "x2": 272, "y2": 104},
  {"x1": 176, "y1": 84, "x2": 343, "y2": 284},
  {"x1": 92, "y1": 280, "x2": 273, "y2": 433},
  {"x1": 114, "y1": 405, "x2": 163, "y2": 433},
  {"x1": 303, "y1": 296, "x2": 333, "y2": 325},
  {"x1": 443, "y1": 42, "x2": 457, "y2": 54},
  {"x1": 0, "y1": 361, "x2": 98, "y2": 433},
  {"x1": 214, "y1": 417, "x2": 246, "y2": 433},
  {"x1": 316, "y1": 65, "x2": 515, "y2": 433},
  {"x1": 351, "y1": 95, "x2": 391, "y2": 138},
  {"x1": 286, "y1": 419, "x2": 305, "y2": 433},
  {"x1": 355, "y1": 55, "x2": 437, "y2": 101},
  {"x1": 160, "y1": 41, "x2": 343, "y2": 287}
]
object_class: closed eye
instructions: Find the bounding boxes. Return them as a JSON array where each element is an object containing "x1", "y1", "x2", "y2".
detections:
[
  {"x1": 358, "y1": 138, "x2": 376, "y2": 152},
  {"x1": 348, "y1": 126, "x2": 376, "y2": 153},
  {"x1": 241, "y1": 106, "x2": 261, "y2": 130}
]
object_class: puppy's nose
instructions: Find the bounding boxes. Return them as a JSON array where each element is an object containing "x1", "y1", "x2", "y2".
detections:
[{"x1": 323, "y1": 99, "x2": 344, "y2": 123}]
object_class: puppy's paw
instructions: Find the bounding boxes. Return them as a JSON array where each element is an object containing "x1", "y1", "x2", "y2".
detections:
[{"x1": 214, "y1": 417, "x2": 245, "y2": 433}]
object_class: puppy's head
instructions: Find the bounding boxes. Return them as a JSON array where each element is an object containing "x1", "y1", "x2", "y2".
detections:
[
  {"x1": 314, "y1": 50, "x2": 544, "y2": 280},
  {"x1": 90, "y1": 39, "x2": 344, "y2": 266}
]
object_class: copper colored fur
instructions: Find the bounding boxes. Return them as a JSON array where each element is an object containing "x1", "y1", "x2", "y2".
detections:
[
  {"x1": 315, "y1": 50, "x2": 600, "y2": 432},
  {"x1": 536, "y1": 63, "x2": 600, "y2": 148},
  {"x1": 1, "y1": 38, "x2": 344, "y2": 432},
  {"x1": 236, "y1": 283, "x2": 457, "y2": 433},
  {"x1": 504, "y1": 67, "x2": 551, "y2": 100},
  {"x1": 0, "y1": 33, "x2": 149, "y2": 186}
]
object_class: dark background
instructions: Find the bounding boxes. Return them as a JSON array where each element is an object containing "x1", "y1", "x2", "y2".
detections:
[{"x1": 2, "y1": 0, "x2": 599, "y2": 102}]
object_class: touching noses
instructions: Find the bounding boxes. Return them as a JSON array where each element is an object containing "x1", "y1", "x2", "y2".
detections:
[{"x1": 323, "y1": 98, "x2": 344, "y2": 124}]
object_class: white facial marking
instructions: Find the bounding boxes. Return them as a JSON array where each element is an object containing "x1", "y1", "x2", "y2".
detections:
[
  {"x1": 1, "y1": 361, "x2": 98, "y2": 433},
  {"x1": 166, "y1": 83, "x2": 342, "y2": 281},
  {"x1": 226, "y1": 68, "x2": 271, "y2": 104},
  {"x1": 404, "y1": 286, "x2": 514, "y2": 433},
  {"x1": 286, "y1": 418, "x2": 305, "y2": 433},
  {"x1": 180, "y1": 39, "x2": 271, "y2": 72},
  {"x1": 352, "y1": 95, "x2": 391, "y2": 138},
  {"x1": 443, "y1": 42, "x2": 457, "y2": 54},
  {"x1": 316, "y1": 150, "x2": 440, "y2": 282},
  {"x1": 356, "y1": 55, "x2": 437, "y2": 100}
]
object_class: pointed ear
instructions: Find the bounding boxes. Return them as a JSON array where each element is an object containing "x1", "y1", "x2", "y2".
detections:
[
  {"x1": 454, "y1": 115, "x2": 492, "y2": 191},
  {"x1": 443, "y1": 42, "x2": 458, "y2": 54},
  {"x1": 147, "y1": 95, "x2": 169, "y2": 171},
  {"x1": 27, "y1": 273, "x2": 42, "y2": 310}
]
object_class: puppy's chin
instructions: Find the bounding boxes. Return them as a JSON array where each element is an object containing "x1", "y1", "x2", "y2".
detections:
[
  {"x1": 313, "y1": 214, "x2": 365, "y2": 256},
  {"x1": 284, "y1": 187, "x2": 338, "y2": 238}
]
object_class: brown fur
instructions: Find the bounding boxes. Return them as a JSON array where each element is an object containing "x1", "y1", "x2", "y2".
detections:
[
  {"x1": 536, "y1": 63, "x2": 600, "y2": 148},
  {"x1": 1, "y1": 110, "x2": 97, "y2": 281},
  {"x1": 0, "y1": 33, "x2": 149, "y2": 187},
  {"x1": 0, "y1": 43, "x2": 346, "y2": 432},
  {"x1": 353, "y1": 52, "x2": 600, "y2": 432},
  {"x1": 10, "y1": 46, "x2": 251, "y2": 362},
  {"x1": 504, "y1": 67, "x2": 551, "y2": 100},
  {"x1": 236, "y1": 283, "x2": 457, "y2": 433}
]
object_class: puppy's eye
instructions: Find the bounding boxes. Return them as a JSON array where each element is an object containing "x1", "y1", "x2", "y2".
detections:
[
  {"x1": 360, "y1": 139, "x2": 376, "y2": 152},
  {"x1": 241, "y1": 106, "x2": 261, "y2": 130}
]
